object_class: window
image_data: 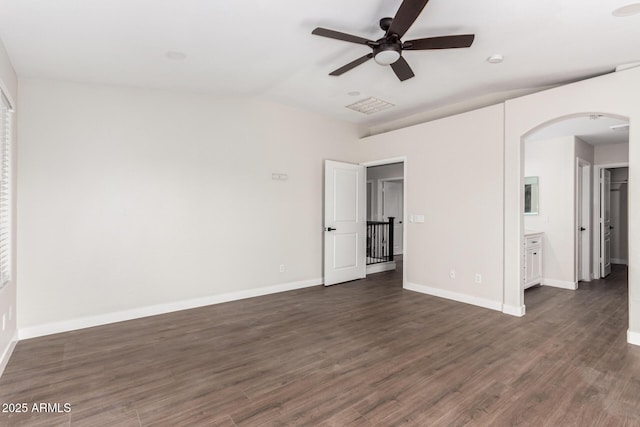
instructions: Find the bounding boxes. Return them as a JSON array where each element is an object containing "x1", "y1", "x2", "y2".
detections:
[{"x1": 0, "y1": 89, "x2": 13, "y2": 289}]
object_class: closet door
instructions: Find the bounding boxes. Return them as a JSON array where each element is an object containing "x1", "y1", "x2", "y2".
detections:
[{"x1": 600, "y1": 169, "x2": 611, "y2": 277}]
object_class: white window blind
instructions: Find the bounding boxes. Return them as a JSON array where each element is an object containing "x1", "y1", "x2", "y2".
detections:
[{"x1": 0, "y1": 90, "x2": 13, "y2": 289}]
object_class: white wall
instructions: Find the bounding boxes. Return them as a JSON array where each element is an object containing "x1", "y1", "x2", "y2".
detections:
[
  {"x1": 595, "y1": 142, "x2": 629, "y2": 165},
  {"x1": 17, "y1": 78, "x2": 359, "y2": 335},
  {"x1": 524, "y1": 136, "x2": 576, "y2": 285},
  {"x1": 504, "y1": 66, "x2": 640, "y2": 344},
  {"x1": 0, "y1": 37, "x2": 17, "y2": 374},
  {"x1": 10, "y1": 44, "x2": 640, "y2": 350},
  {"x1": 359, "y1": 105, "x2": 505, "y2": 311},
  {"x1": 575, "y1": 137, "x2": 595, "y2": 166}
]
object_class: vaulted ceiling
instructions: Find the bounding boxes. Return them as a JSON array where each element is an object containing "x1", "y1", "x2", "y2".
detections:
[{"x1": 0, "y1": 0, "x2": 639, "y2": 128}]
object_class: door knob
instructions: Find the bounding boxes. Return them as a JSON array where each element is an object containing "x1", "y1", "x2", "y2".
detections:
[
  {"x1": 580, "y1": 227, "x2": 586, "y2": 231},
  {"x1": 326, "y1": 227, "x2": 336, "y2": 231}
]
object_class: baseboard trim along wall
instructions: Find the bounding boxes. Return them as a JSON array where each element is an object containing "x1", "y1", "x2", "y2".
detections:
[
  {"x1": 628, "y1": 330, "x2": 640, "y2": 346},
  {"x1": 0, "y1": 332, "x2": 18, "y2": 377},
  {"x1": 543, "y1": 278, "x2": 578, "y2": 290},
  {"x1": 366, "y1": 261, "x2": 396, "y2": 275},
  {"x1": 611, "y1": 258, "x2": 628, "y2": 265},
  {"x1": 19, "y1": 278, "x2": 323, "y2": 340},
  {"x1": 404, "y1": 282, "x2": 502, "y2": 312},
  {"x1": 502, "y1": 304, "x2": 526, "y2": 317}
]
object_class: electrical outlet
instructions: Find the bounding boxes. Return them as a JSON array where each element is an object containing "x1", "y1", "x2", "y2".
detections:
[
  {"x1": 279, "y1": 264, "x2": 285, "y2": 273},
  {"x1": 449, "y1": 269, "x2": 456, "y2": 279},
  {"x1": 2, "y1": 314, "x2": 5, "y2": 331},
  {"x1": 475, "y1": 274, "x2": 482, "y2": 284}
]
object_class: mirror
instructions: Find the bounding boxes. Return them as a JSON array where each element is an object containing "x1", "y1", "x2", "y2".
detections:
[{"x1": 524, "y1": 176, "x2": 539, "y2": 215}]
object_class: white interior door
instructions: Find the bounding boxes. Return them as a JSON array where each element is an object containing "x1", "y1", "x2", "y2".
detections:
[
  {"x1": 577, "y1": 161, "x2": 590, "y2": 282},
  {"x1": 600, "y1": 169, "x2": 612, "y2": 277},
  {"x1": 324, "y1": 160, "x2": 366, "y2": 286},
  {"x1": 382, "y1": 180, "x2": 403, "y2": 255}
]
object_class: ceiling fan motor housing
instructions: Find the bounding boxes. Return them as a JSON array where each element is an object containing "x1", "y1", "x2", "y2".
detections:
[
  {"x1": 311, "y1": 0, "x2": 475, "y2": 80},
  {"x1": 379, "y1": 17, "x2": 393, "y2": 31}
]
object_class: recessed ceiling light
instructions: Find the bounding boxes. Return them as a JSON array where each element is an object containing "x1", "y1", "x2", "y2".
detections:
[
  {"x1": 165, "y1": 51, "x2": 187, "y2": 60},
  {"x1": 487, "y1": 54, "x2": 503, "y2": 64},
  {"x1": 348, "y1": 91, "x2": 361, "y2": 97},
  {"x1": 612, "y1": 3, "x2": 640, "y2": 17}
]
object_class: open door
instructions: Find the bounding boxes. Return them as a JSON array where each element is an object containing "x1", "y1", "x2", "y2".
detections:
[
  {"x1": 600, "y1": 169, "x2": 612, "y2": 277},
  {"x1": 577, "y1": 160, "x2": 590, "y2": 282},
  {"x1": 324, "y1": 160, "x2": 366, "y2": 286}
]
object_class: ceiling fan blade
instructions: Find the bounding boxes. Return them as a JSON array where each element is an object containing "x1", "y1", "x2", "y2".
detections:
[
  {"x1": 312, "y1": 28, "x2": 373, "y2": 45},
  {"x1": 329, "y1": 53, "x2": 374, "y2": 76},
  {"x1": 390, "y1": 56, "x2": 415, "y2": 81},
  {"x1": 386, "y1": 0, "x2": 430, "y2": 39},
  {"x1": 404, "y1": 34, "x2": 475, "y2": 50}
]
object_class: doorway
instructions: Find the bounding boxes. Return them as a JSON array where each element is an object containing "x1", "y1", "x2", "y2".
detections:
[
  {"x1": 520, "y1": 114, "x2": 629, "y2": 310},
  {"x1": 365, "y1": 161, "x2": 404, "y2": 274},
  {"x1": 594, "y1": 165, "x2": 629, "y2": 278},
  {"x1": 323, "y1": 158, "x2": 406, "y2": 287}
]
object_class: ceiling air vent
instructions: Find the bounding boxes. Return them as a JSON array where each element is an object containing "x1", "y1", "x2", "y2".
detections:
[{"x1": 346, "y1": 97, "x2": 395, "y2": 115}]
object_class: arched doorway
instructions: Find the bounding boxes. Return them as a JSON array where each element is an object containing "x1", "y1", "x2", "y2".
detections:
[
  {"x1": 518, "y1": 113, "x2": 629, "y2": 311},
  {"x1": 501, "y1": 66, "x2": 640, "y2": 345}
]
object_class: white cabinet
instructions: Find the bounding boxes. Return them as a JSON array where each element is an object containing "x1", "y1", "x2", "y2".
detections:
[{"x1": 524, "y1": 232, "x2": 543, "y2": 289}]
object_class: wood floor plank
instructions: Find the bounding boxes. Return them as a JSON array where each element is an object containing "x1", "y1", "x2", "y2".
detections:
[{"x1": 1, "y1": 261, "x2": 640, "y2": 426}]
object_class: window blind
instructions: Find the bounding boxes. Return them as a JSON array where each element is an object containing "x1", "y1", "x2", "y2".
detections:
[{"x1": 0, "y1": 90, "x2": 13, "y2": 289}]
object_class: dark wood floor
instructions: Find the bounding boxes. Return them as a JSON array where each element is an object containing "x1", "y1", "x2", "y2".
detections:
[{"x1": 1, "y1": 261, "x2": 639, "y2": 426}]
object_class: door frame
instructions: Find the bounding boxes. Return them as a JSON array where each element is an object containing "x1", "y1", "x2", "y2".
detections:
[
  {"x1": 593, "y1": 162, "x2": 628, "y2": 279},
  {"x1": 366, "y1": 180, "x2": 374, "y2": 221},
  {"x1": 361, "y1": 157, "x2": 407, "y2": 287},
  {"x1": 575, "y1": 158, "x2": 591, "y2": 282}
]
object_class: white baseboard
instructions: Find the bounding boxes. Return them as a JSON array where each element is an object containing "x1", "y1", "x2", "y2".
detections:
[
  {"x1": 19, "y1": 278, "x2": 322, "y2": 340},
  {"x1": 502, "y1": 304, "x2": 526, "y2": 317},
  {"x1": 0, "y1": 331, "x2": 18, "y2": 377},
  {"x1": 612, "y1": 258, "x2": 628, "y2": 265},
  {"x1": 543, "y1": 278, "x2": 578, "y2": 290},
  {"x1": 404, "y1": 282, "x2": 502, "y2": 312},
  {"x1": 366, "y1": 261, "x2": 396, "y2": 274},
  {"x1": 628, "y1": 330, "x2": 640, "y2": 346}
]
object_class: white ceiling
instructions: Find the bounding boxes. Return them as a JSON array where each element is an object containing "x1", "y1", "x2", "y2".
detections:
[{"x1": 0, "y1": 0, "x2": 639, "y2": 128}]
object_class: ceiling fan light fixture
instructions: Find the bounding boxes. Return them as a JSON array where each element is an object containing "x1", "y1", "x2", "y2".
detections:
[
  {"x1": 373, "y1": 44, "x2": 400, "y2": 65},
  {"x1": 374, "y1": 49, "x2": 401, "y2": 65}
]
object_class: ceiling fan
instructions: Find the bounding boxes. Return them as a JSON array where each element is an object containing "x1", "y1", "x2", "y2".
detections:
[{"x1": 312, "y1": 0, "x2": 475, "y2": 81}]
